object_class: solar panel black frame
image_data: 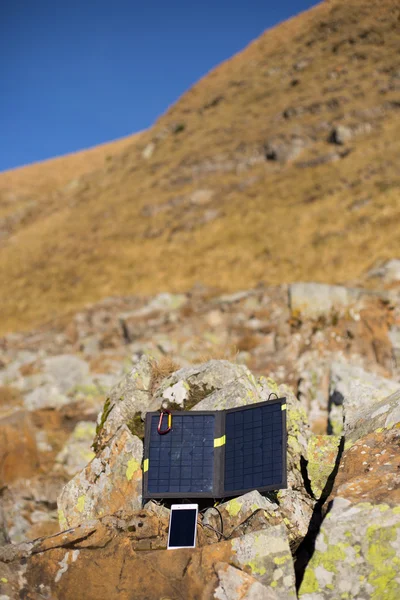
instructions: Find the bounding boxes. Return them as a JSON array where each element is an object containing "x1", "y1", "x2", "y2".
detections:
[
  {"x1": 142, "y1": 398, "x2": 287, "y2": 500},
  {"x1": 221, "y1": 398, "x2": 287, "y2": 497},
  {"x1": 143, "y1": 410, "x2": 223, "y2": 499}
]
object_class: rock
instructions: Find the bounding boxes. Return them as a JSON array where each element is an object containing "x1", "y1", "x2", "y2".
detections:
[
  {"x1": 299, "y1": 499, "x2": 400, "y2": 599},
  {"x1": 297, "y1": 359, "x2": 330, "y2": 433},
  {"x1": 0, "y1": 411, "x2": 40, "y2": 485},
  {"x1": 203, "y1": 490, "x2": 281, "y2": 541},
  {"x1": 366, "y1": 258, "x2": 400, "y2": 284},
  {"x1": 190, "y1": 189, "x2": 214, "y2": 205},
  {"x1": 142, "y1": 141, "x2": 155, "y2": 159},
  {"x1": 264, "y1": 138, "x2": 305, "y2": 163},
  {"x1": 24, "y1": 384, "x2": 69, "y2": 411},
  {"x1": 158, "y1": 360, "x2": 258, "y2": 411},
  {"x1": 329, "y1": 362, "x2": 400, "y2": 442},
  {"x1": 6, "y1": 524, "x2": 295, "y2": 599},
  {"x1": 43, "y1": 355, "x2": 90, "y2": 394},
  {"x1": 331, "y1": 425, "x2": 400, "y2": 505},
  {"x1": 328, "y1": 124, "x2": 353, "y2": 144},
  {"x1": 54, "y1": 421, "x2": 97, "y2": 478},
  {"x1": 58, "y1": 425, "x2": 143, "y2": 528},
  {"x1": 93, "y1": 355, "x2": 152, "y2": 451},
  {"x1": 214, "y1": 563, "x2": 281, "y2": 600},
  {"x1": 229, "y1": 526, "x2": 296, "y2": 596},
  {"x1": 0, "y1": 475, "x2": 62, "y2": 543},
  {"x1": 307, "y1": 435, "x2": 341, "y2": 499},
  {"x1": 328, "y1": 375, "x2": 400, "y2": 505},
  {"x1": 289, "y1": 283, "x2": 371, "y2": 319},
  {"x1": 389, "y1": 325, "x2": 400, "y2": 366}
]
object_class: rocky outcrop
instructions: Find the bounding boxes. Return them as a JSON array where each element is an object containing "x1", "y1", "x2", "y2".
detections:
[
  {"x1": 58, "y1": 425, "x2": 143, "y2": 528},
  {"x1": 299, "y1": 500, "x2": 400, "y2": 599},
  {"x1": 0, "y1": 510, "x2": 296, "y2": 599},
  {"x1": 299, "y1": 369, "x2": 400, "y2": 598}
]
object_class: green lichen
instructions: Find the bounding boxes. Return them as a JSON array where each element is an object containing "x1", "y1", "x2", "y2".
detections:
[
  {"x1": 76, "y1": 495, "x2": 86, "y2": 513},
  {"x1": 264, "y1": 377, "x2": 280, "y2": 395},
  {"x1": 366, "y1": 523, "x2": 400, "y2": 600},
  {"x1": 274, "y1": 554, "x2": 291, "y2": 566},
  {"x1": 58, "y1": 509, "x2": 67, "y2": 529},
  {"x1": 126, "y1": 458, "x2": 140, "y2": 481},
  {"x1": 226, "y1": 498, "x2": 242, "y2": 517},
  {"x1": 300, "y1": 535, "x2": 348, "y2": 596},
  {"x1": 247, "y1": 560, "x2": 266, "y2": 576},
  {"x1": 71, "y1": 383, "x2": 104, "y2": 398},
  {"x1": 300, "y1": 566, "x2": 320, "y2": 595}
]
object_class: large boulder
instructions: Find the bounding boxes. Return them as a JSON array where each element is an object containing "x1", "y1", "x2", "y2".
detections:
[
  {"x1": 93, "y1": 356, "x2": 153, "y2": 451},
  {"x1": 159, "y1": 359, "x2": 259, "y2": 411},
  {"x1": 1, "y1": 520, "x2": 296, "y2": 599},
  {"x1": 328, "y1": 362, "x2": 400, "y2": 436},
  {"x1": 58, "y1": 425, "x2": 143, "y2": 528},
  {"x1": 54, "y1": 421, "x2": 96, "y2": 478},
  {"x1": 299, "y1": 499, "x2": 400, "y2": 599},
  {"x1": 289, "y1": 283, "x2": 381, "y2": 319}
]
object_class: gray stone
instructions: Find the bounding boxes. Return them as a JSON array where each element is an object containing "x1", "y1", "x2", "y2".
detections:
[
  {"x1": 58, "y1": 425, "x2": 143, "y2": 528},
  {"x1": 93, "y1": 355, "x2": 152, "y2": 451},
  {"x1": 230, "y1": 526, "x2": 296, "y2": 597},
  {"x1": 24, "y1": 384, "x2": 69, "y2": 411},
  {"x1": 299, "y1": 499, "x2": 400, "y2": 598},
  {"x1": 289, "y1": 283, "x2": 377, "y2": 319},
  {"x1": 264, "y1": 137, "x2": 305, "y2": 163},
  {"x1": 366, "y1": 258, "x2": 400, "y2": 283},
  {"x1": 156, "y1": 360, "x2": 258, "y2": 411},
  {"x1": 43, "y1": 355, "x2": 90, "y2": 394},
  {"x1": 329, "y1": 124, "x2": 353, "y2": 145},
  {"x1": 203, "y1": 491, "x2": 280, "y2": 540},
  {"x1": 329, "y1": 362, "x2": 400, "y2": 440},
  {"x1": 54, "y1": 421, "x2": 97, "y2": 477},
  {"x1": 214, "y1": 563, "x2": 281, "y2": 600}
]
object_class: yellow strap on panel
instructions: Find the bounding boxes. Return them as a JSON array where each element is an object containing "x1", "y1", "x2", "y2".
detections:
[
  {"x1": 281, "y1": 404, "x2": 287, "y2": 411},
  {"x1": 143, "y1": 458, "x2": 149, "y2": 472},
  {"x1": 214, "y1": 435, "x2": 226, "y2": 447}
]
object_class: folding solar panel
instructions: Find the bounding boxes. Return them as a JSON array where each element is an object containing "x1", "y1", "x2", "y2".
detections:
[{"x1": 142, "y1": 398, "x2": 287, "y2": 500}]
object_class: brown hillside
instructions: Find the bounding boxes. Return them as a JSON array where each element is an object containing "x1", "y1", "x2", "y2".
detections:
[{"x1": 0, "y1": 0, "x2": 400, "y2": 334}]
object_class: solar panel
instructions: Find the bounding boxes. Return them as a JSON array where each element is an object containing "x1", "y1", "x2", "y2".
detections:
[
  {"x1": 143, "y1": 399, "x2": 286, "y2": 500},
  {"x1": 223, "y1": 402, "x2": 285, "y2": 495},
  {"x1": 147, "y1": 413, "x2": 215, "y2": 494}
]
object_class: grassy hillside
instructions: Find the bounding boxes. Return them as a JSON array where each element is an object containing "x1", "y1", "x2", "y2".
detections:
[{"x1": 1, "y1": 0, "x2": 399, "y2": 334}]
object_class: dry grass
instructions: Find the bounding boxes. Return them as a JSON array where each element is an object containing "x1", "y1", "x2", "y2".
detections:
[
  {"x1": 149, "y1": 356, "x2": 181, "y2": 395},
  {"x1": 0, "y1": 0, "x2": 399, "y2": 334},
  {"x1": 0, "y1": 385, "x2": 23, "y2": 407}
]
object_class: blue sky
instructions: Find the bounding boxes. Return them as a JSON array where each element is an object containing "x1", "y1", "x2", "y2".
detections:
[{"x1": 1, "y1": 0, "x2": 319, "y2": 172}]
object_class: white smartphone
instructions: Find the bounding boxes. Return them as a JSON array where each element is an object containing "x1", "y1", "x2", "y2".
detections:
[{"x1": 167, "y1": 504, "x2": 198, "y2": 550}]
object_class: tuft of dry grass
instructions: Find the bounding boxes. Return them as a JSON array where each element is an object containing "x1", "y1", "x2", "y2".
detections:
[
  {"x1": 0, "y1": 0, "x2": 399, "y2": 334},
  {"x1": 149, "y1": 356, "x2": 181, "y2": 395}
]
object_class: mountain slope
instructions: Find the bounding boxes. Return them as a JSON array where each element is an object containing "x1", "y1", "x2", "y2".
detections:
[{"x1": 1, "y1": 0, "x2": 399, "y2": 334}]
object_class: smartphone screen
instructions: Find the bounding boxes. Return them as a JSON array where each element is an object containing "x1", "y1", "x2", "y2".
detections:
[{"x1": 168, "y1": 507, "x2": 198, "y2": 549}]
